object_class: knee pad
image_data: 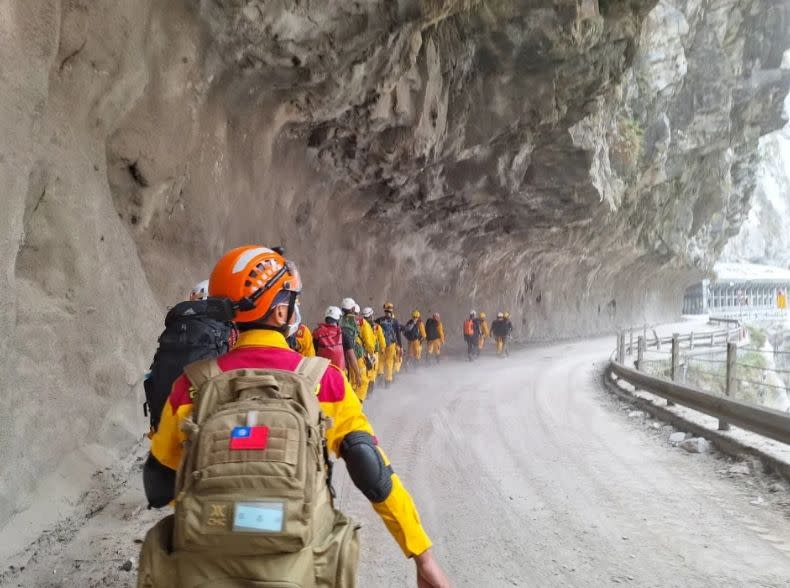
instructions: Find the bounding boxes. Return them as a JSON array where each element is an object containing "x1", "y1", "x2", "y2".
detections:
[{"x1": 340, "y1": 431, "x2": 393, "y2": 503}]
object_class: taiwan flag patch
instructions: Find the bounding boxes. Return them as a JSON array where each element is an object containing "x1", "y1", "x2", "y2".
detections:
[{"x1": 229, "y1": 426, "x2": 269, "y2": 450}]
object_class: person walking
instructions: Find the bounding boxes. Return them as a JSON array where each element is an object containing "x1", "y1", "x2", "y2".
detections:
[
  {"x1": 139, "y1": 245, "x2": 450, "y2": 587},
  {"x1": 463, "y1": 311, "x2": 481, "y2": 361},
  {"x1": 403, "y1": 310, "x2": 426, "y2": 365},
  {"x1": 424, "y1": 313, "x2": 445, "y2": 364},
  {"x1": 376, "y1": 303, "x2": 403, "y2": 388},
  {"x1": 491, "y1": 312, "x2": 509, "y2": 357},
  {"x1": 477, "y1": 311, "x2": 490, "y2": 352}
]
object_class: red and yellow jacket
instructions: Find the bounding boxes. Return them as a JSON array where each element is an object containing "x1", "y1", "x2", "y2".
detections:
[
  {"x1": 150, "y1": 329, "x2": 431, "y2": 557},
  {"x1": 294, "y1": 324, "x2": 315, "y2": 357}
]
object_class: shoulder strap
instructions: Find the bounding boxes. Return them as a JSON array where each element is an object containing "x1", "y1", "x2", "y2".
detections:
[
  {"x1": 296, "y1": 356, "x2": 330, "y2": 395},
  {"x1": 182, "y1": 358, "x2": 223, "y2": 391}
]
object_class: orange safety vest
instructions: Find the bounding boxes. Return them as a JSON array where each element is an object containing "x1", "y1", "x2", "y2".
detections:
[{"x1": 463, "y1": 319, "x2": 475, "y2": 336}]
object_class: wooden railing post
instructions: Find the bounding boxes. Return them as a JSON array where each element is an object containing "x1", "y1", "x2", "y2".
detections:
[
  {"x1": 629, "y1": 328, "x2": 634, "y2": 356},
  {"x1": 721, "y1": 343, "x2": 736, "y2": 431},
  {"x1": 636, "y1": 336, "x2": 645, "y2": 371},
  {"x1": 689, "y1": 331, "x2": 694, "y2": 350},
  {"x1": 617, "y1": 331, "x2": 626, "y2": 364},
  {"x1": 669, "y1": 334, "x2": 679, "y2": 407}
]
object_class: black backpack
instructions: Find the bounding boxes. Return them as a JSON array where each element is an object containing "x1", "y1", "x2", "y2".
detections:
[
  {"x1": 404, "y1": 319, "x2": 420, "y2": 341},
  {"x1": 143, "y1": 300, "x2": 234, "y2": 431},
  {"x1": 377, "y1": 316, "x2": 398, "y2": 346}
]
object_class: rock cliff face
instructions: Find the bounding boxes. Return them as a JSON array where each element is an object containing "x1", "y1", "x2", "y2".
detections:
[
  {"x1": 721, "y1": 125, "x2": 790, "y2": 268},
  {"x1": 1, "y1": 0, "x2": 788, "y2": 530}
]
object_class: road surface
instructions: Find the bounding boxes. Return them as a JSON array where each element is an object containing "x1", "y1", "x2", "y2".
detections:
[
  {"x1": 340, "y1": 337, "x2": 790, "y2": 587},
  {"x1": 3, "y1": 336, "x2": 790, "y2": 587}
]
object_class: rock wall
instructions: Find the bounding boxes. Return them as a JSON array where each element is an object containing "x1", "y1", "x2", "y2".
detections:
[
  {"x1": 721, "y1": 125, "x2": 790, "y2": 267},
  {"x1": 1, "y1": 0, "x2": 788, "y2": 529}
]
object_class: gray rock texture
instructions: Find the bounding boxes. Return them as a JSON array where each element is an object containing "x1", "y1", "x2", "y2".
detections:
[
  {"x1": 722, "y1": 128, "x2": 790, "y2": 268},
  {"x1": 0, "y1": 0, "x2": 788, "y2": 530},
  {"x1": 679, "y1": 437, "x2": 712, "y2": 454}
]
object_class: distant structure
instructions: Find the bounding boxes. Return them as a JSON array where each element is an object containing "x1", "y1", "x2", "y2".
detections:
[{"x1": 683, "y1": 262, "x2": 790, "y2": 317}]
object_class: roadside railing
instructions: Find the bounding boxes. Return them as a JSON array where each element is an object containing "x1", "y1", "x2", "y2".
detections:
[
  {"x1": 707, "y1": 308, "x2": 789, "y2": 321},
  {"x1": 609, "y1": 319, "x2": 790, "y2": 445}
]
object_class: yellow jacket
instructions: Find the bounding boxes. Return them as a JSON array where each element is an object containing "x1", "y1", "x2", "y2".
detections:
[
  {"x1": 150, "y1": 330, "x2": 432, "y2": 557},
  {"x1": 358, "y1": 317, "x2": 377, "y2": 354},
  {"x1": 372, "y1": 321, "x2": 387, "y2": 352},
  {"x1": 294, "y1": 324, "x2": 315, "y2": 357}
]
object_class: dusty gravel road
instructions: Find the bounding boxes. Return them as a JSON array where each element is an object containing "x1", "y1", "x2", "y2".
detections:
[
  {"x1": 340, "y1": 338, "x2": 790, "y2": 587},
  {"x1": 3, "y1": 337, "x2": 790, "y2": 587}
]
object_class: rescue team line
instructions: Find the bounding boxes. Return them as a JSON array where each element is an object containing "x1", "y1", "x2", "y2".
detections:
[{"x1": 138, "y1": 245, "x2": 459, "y2": 588}]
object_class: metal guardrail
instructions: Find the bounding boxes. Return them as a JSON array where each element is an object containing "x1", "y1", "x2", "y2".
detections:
[
  {"x1": 609, "y1": 320, "x2": 790, "y2": 445},
  {"x1": 609, "y1": 362, "x2": 790, "y2": 446},
  {"x1": 617, "y1": 321, "x2": 742, "y2": 358}
]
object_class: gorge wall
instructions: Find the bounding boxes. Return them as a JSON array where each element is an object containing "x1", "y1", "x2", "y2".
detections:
[
  {"x1": 721, "y1": 122, "x2": 790, "y2": 268},
  {"x1": 1, "y1": 0, "x2": 789, "y2": 530}
]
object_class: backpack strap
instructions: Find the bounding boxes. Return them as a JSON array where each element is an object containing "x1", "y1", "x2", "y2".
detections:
[
  {"x1": 182, "y1": 357, "x2": 223, "y2": 392},
  {"x1": 296, "y1": 356, "x2": 331, "y2": 395}
]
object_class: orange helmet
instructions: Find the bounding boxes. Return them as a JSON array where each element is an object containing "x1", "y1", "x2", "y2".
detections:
[{"x1": 209, "y1": 245, "x2": 302, "y2": 324}]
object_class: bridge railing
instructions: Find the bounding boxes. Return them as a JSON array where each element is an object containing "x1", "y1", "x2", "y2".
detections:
[{"x1": 609, "y1": 320, "x2": 790, "y2": 445}]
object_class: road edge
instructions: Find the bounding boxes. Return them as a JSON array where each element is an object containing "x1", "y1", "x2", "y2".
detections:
[{"x1": 601, "y1": 367, "x2": 790, "y2": 483}]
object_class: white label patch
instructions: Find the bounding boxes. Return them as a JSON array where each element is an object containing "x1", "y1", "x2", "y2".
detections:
[{"x1": 232, "y1": 501, "x2": 284, "y2": 533}]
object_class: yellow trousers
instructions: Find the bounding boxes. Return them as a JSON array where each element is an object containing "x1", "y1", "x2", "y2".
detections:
[
  {"x1": 408, "y1": 340, "x2": 423, "y2": 361},
  {"x1": 351, "y1": 357, "x2": 369, "y2": 402},
  {"x1": 496, "y1": 336, "x2": 506, "y2": 356},
  {"x1": 382, "y1": 344, "x2": 398, "y2": 383},
  {"x1": 427, "y1": 339, "x2": 442, "y2": 356},
  {"x1": 478, "y1": 335, "x2": 487, "y2": 350}
]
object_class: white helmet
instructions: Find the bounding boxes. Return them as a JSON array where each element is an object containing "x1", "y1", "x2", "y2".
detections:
[
  {"x1": 470, "y1": 310, "x2": 477, "y2": 317},
  {"x1": 362, "y1": 306, "x2": 374, "y2": 318},
  {"x1": 325, "y1": 306, "x2": 342, "y2": 321},
  {"x1": 341, "y1": 297, "x2": 356, "y2": 311},
  {"x1": 354, "y1": 303, "x2": 360, "y2": 314},
  {"x1": 190, "y1": 279, "x2": 209, "y2": 301}
]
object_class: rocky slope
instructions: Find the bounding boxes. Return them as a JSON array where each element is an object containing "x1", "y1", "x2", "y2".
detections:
[
  {"x1": 1, "y1": 0, "x2": 788, "y2": 535},
  {"x1": 722, "y1": 125, "x2": 790, "y2": 268}
]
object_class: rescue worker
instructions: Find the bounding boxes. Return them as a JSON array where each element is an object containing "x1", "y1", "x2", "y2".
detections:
[
  {"x1": 143, "y1": 245, "x2": 449, "y2": 587},
  {"x1": 477, "y1": 311, "x2": 490, "y2": 351},
  {"x1": 363, "y1": 307, "x2": 386, "y2": 385},
  {"x1": 341, "y1": 298, "x2": 370, "y2": 401},
  {"x1": 376, "y1": 303, "x2": 403, "y2": 388},
  {"x1": 355, "y1": 305, "x2": 378, "y2": 395},
  {"x1": 503, "y1": 312, "x2": 513, "y2": 329},
  {"x1": 313, "y1": 306, "x2": 355, "y2": 371},
  {"x1": 289, "y1": 322, "x2": 316, "y2": 357},
  {"x1": 404, "y1": 310, "x2": 427, "y2": 364},
  {"x1": 424, "y1": 312, "x2": 445, "y2": 364},
  {"x1": 463, "y1": 311, "x2": 481, "y2": 361},
  {"x1": 491, "y1": 312, "x2": 509, "y2": 357},
  {"x1": 189, "y1": 279, "x2": 209, "y2": 301}
]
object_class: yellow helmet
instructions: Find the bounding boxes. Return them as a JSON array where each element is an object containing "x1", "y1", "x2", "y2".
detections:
[
  {"x1": 383, "y1": 302, "x2": 394, "y2": 311},
  {"x1": 412, "y1": 310, "x2": 421, "y2": 319},
  {"x1": 504, "y1": 312, "x2": 510, "y2": 319},
  {"x1": 480, "y1": 312, "x2": 487, "y2": 319}
]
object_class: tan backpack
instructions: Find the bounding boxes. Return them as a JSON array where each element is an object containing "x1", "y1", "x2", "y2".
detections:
[{"x1": 137, "y1": 356, "x2": 360, "y2": 588}]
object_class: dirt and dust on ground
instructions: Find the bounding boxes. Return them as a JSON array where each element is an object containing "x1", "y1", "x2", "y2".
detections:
[{"x1": 2, "y1": 326, "x2": 790, "y2": 587}]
